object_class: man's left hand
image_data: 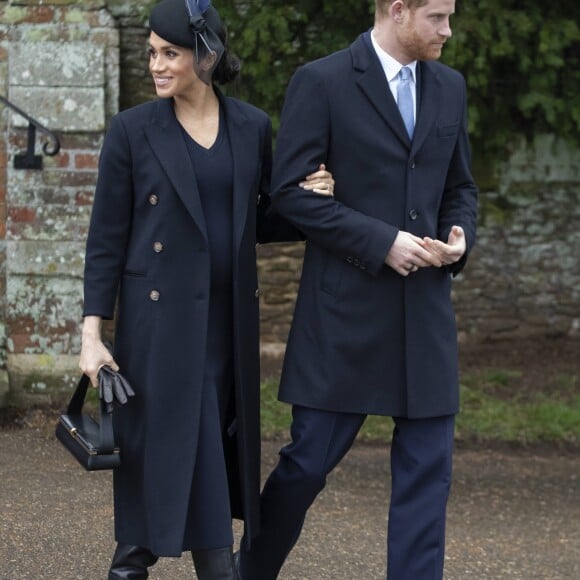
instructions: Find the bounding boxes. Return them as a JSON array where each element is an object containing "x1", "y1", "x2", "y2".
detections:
[{"x1": 422, "y1": 226, "x2": 466, "y2": 266}]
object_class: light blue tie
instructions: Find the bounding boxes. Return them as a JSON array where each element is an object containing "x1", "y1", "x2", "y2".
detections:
[{"x1": 397, "y1": 66, "x2": 414, "y2": 139}]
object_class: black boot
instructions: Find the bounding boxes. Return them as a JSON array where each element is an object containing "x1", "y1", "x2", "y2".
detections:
[
  {"x1": 191, "y1": 547, "x2": 237, "y2": 580},
  {"x1": 108, "y1": 543, "x2": 159, "y2": 579}
]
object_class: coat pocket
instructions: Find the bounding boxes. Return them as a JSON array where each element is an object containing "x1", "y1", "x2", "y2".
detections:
[
  {"x1": 123, "y1": 269, "x2": 147, "y2": 278},
  {"x1": 437, "y1": 122, "x2": 459, "y2": 139}
]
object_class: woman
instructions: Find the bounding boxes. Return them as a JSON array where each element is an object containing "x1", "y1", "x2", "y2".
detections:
[{"x1": 79, "y1": 1, "x2": 334, "y2": 578}]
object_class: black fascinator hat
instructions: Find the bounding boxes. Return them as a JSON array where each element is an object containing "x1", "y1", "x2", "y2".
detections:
[{"x1": 149, "y1": 0, "x2": 240, "y2": 85}]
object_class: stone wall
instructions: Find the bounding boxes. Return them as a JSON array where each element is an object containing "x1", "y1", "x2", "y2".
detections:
[
  {"x1": 0, "y1": 1, "x2": 578, "y2": 408},
  {"x1": 454, "y1": 137, "x2": 580, "y2": 343},
  {"x1": 0, "y1": 0, "x2": 119, "y2": 405}
]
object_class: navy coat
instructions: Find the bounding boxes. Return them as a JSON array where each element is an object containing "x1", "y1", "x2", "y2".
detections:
[
  {"x1": 83, "y1": 93, "x2": 293, "y2": 556},
  {"x1": 272, "y1": 34, "x2": 478, "y2": 419}
]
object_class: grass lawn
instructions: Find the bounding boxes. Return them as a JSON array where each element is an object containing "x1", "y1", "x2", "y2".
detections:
[{"x1": 260, "y1": 368, "x2": 580, "y2": 446}]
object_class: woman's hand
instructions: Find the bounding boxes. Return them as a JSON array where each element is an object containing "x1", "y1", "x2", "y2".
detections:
[
  {"x1": 300, "y1": 163, "x2": 335, "y2": 196},
  {"x1": 79, "y1": 316, "x2": 119, "y2": 387}
]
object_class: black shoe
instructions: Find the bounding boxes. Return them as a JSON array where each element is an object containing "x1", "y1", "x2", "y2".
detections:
[
  {"x1": 234, "y1": 551, "x2": 241, "y2": 579},
  {"x1": 108, "y1": 544, "x2": 159, "y2": 579},
  {"x1": 191, "y1": 547, "x2": 237, "y2": 580}
]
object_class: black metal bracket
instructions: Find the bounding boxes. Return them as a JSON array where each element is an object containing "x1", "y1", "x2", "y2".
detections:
[{"x1": 0, "y1": 94, "x2": 61, "y2": 170}]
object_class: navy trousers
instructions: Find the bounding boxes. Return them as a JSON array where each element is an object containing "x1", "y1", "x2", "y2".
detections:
[{"x1": 240, "y1": 406, "x2": 455, "y2": 580}]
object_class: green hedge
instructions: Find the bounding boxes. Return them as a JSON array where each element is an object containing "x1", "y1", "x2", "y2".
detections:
[{"x1": 142, "y1": 0, "x2": 580, "y2": 160}]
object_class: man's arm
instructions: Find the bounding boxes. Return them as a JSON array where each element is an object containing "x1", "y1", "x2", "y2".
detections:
[{"x1": 271, "y1": 64, "x2": 399, "y2": 276}]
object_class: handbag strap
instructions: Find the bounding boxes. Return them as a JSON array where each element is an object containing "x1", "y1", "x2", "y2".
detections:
[{"x1": 66, "y1": 373, "x2": 115, "y2": 454}]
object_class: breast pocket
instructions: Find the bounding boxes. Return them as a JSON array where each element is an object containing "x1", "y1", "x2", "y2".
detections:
[{"x1": 437, "y1": 122, "x2": 459, "y2": 139}]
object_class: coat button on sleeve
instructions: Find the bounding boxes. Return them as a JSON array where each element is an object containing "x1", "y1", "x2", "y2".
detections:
[
  {"x1": 149, "y1": 290, "x2": 160, "y2": 302},
  {"x1": 153, "y1": 241, "x2": 164, "y2": 253}
]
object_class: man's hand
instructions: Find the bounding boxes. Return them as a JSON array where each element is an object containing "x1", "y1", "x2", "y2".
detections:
[
  {"x1": 422, "y1": 226, "x2": 466, "y2": 266},
  {"x1": 385, "y1": 231, "x2": 443, "y2": 277}
]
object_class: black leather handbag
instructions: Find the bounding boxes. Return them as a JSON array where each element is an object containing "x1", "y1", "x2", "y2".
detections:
[{"x1": 55, "y1": 373, "x2": 121, "y2": 471}]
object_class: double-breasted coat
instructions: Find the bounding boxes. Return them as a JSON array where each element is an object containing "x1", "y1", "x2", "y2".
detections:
[
  {"x1": 271, "y1": 33, "x2": 478, "y2": 419},
  {"x1": 83, "y1": 93, "x2": 294, "y2": 556}
]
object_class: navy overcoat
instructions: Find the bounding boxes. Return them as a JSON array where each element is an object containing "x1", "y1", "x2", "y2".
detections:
[
  {"x1": 83, "y1": 93, "x2": 293, "y2": 556},
  {"x1": 272, "y1": 34, "x2": 478, "y2": 419}
]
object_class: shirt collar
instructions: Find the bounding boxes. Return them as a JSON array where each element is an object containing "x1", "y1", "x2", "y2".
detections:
[{"x1": 370, "y1": 29, "x2": 417, "y2": 83}]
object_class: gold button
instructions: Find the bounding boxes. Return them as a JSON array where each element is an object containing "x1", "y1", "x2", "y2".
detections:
[
  {"x1": 153, "y1": 242, "x2": 164, "y2": 253},
  {"x1": 149, "y1": 194, "x2": 159, "y2": 206},
  {"x1": 255, "y1": 288, "x2": 260, "y2": 298},
  {"x1": 149, "y1": 290, "x2": 160, "y2": 302}
]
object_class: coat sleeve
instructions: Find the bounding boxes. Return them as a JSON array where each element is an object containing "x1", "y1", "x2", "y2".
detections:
[
  {"x1": 83, "y1": 114, "x2": 133, "y2": 319},
  {"x1": 270, "y1": 65, "x2": 398, "y2": 276},
  {"x1": 437, "y1": 75, "x2": 478, "y2": 276},
  {"x1": 256, "y1": 115, "x2": 304, "y2": 244}
]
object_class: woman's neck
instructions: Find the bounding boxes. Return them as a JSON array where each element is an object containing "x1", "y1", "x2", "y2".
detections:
[
  {"x1": 174, "y1": 85, "x2": 221, "y2": 149},
  {"x1": 173, "y1": 85, "x2": 219, "y2": 121}
]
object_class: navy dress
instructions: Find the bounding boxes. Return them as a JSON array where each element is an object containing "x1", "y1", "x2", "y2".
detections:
[{"x1": 180, "y1": 112, "x2": 235, "y2": 550}]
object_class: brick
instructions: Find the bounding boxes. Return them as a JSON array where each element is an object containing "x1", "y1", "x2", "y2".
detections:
[
  {"x1": 74, "y1": 153, "x2": 99, "y2": 170},
  {"x1": 43, "y1": 151, "x2": 70, "y2": 169},
  {"x1": 5, "y1": 316, "x2": 35, "y2": 335},
  {"x1": 59, "y1": 133, "x2": 103, "y2": 150},
  {"x1": 42, "y1": 169, "x2": 97, "y2": 188},
  {"x1": 8, "y1": 207, "x2": 36, "y2": 223},
  {"x1": 8, "y1": 334, "x2": 34, "y2": 353},
  {"x1": 75, "y1": 190, "x2": 94, "y2": 206},
  {"x1": 0, "y1": 6, "x2": 55, "y2": 25}
]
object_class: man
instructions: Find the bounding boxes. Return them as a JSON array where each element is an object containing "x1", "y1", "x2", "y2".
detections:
[{"x1": 239, "y1": 0, "x2": 478, "y2": 578}]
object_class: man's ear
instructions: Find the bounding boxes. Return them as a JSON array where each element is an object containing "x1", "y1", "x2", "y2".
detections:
[{"x1": 390, "y1": 0, "x2": 407, "y2": 23}]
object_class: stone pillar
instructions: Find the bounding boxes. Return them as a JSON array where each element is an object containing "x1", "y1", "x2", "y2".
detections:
[{"x1": 0, "y1": 1, "x2": 119, "y2": 406}]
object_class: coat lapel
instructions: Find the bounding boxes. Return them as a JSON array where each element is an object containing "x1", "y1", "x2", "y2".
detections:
[
  {"x1": 352, "y1": 34, "x2": 411, "y2": 149},
  {"x1": 218, "y1": 93, "x2": 260, "y2": 253},
  {"x1": 411, "y1": 61, "x2": 441, "y2": 156},
  {"x1": 352, "y1": 34, "x2": 444, "y2": 154},
  {"x1": 144, "y1": 99, "x2": 207, "y2": 240}
]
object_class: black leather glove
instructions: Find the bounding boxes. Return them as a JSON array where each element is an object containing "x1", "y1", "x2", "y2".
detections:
[{"x1": 98, "y1": 365, "x2": 135, "y2": 413}]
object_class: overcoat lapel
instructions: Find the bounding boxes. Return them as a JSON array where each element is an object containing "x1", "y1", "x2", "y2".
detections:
[
  {"x1": 219, "y1": 94, "x2": 260, "y2": 254},
  {"x1": 144, "y1": 99, "x2": 208, "y2": 240},
  {"x1": 352, "y1": 34, "x2": 411, "y2": 149},
  {"x1": 411, "y1": 61, "x2": 441, "y2": 156},
  {"x1": 352, "y1": 34, "x2": 443, "y2": 154}
]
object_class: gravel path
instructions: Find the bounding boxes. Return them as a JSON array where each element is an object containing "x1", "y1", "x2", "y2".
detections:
[{"x1": 1, "y1": 429, "x2": 578, "y2": 579}]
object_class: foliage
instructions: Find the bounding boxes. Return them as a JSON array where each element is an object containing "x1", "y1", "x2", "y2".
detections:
[
  {"x1": 218, "y1": 0, "x2": 375, "y2": 133},
  {"x1": 444, "y1": 0, "x2": 580, "y2": 157},
  {"x1": 215, "y1": 0, "x2": 580, "y2": 159}
]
